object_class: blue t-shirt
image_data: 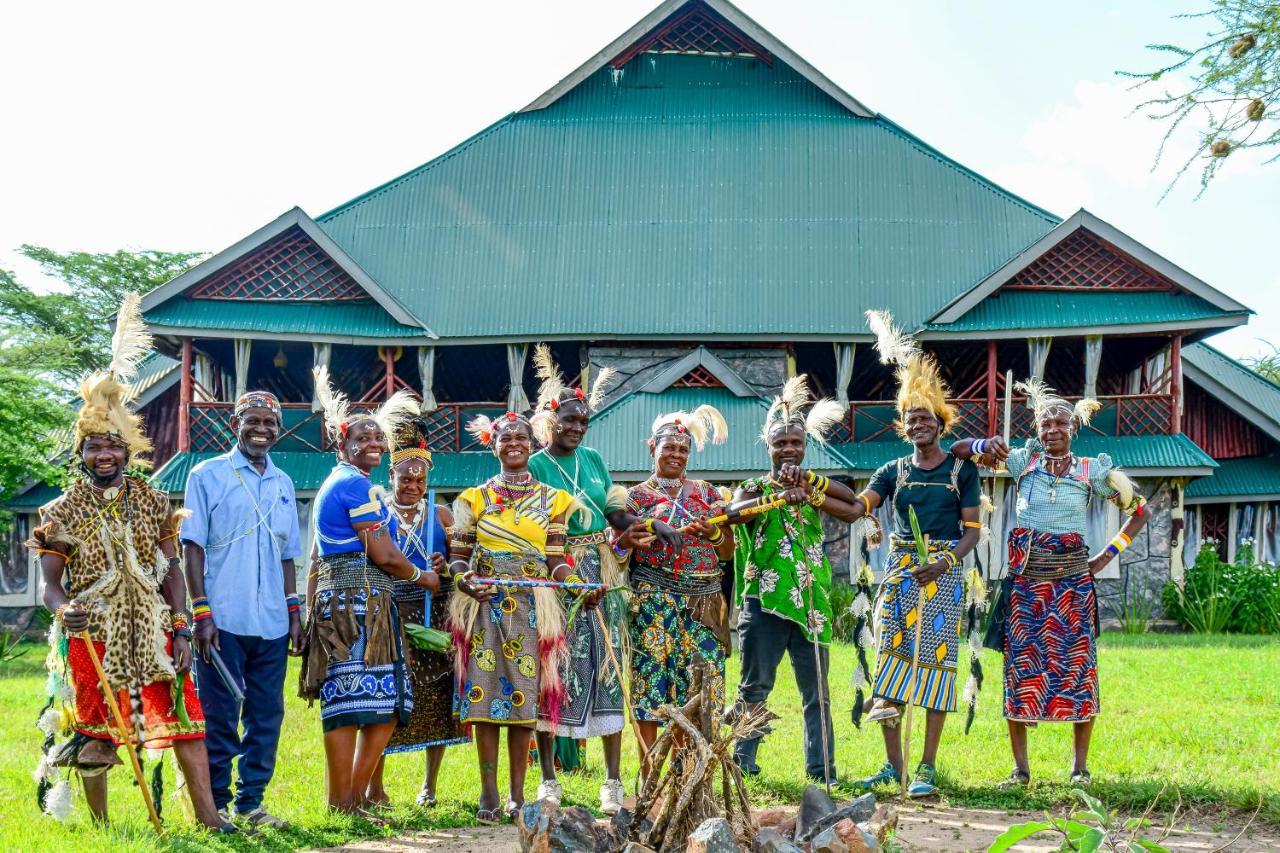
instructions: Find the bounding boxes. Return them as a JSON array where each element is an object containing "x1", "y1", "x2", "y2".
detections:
[
  {"x1": 313, "y1": 464, "x2": 389, "y2": 556},
  {"x1": 391, "y1": 503, "x2": 448, "y2": 571}
]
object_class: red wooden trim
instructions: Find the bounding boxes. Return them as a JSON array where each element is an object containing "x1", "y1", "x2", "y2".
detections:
[
  {"x1": 384, "y1": 349, "x2": 395, "y2": 401},
  {"x1": 986, "y1": 339, "x2": 997, "y2": 436},
  {"x1": 609, "y1": 3, "x2": 773, "y2": 69},
  {"x1": 178, "y1": 337, "x2": 192, "y2": 453},
  {"x1": 1170, "y1": 335, "x2": 1183, "y2": 434}
]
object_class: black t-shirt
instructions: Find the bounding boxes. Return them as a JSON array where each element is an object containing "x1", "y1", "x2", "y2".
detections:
[{"x1": 867, "y1": 455, "x2": 980, "y2": 541}]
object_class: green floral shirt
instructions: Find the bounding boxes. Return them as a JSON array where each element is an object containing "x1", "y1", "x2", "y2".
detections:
[{"x1": 733, "y1": 476, "x2": 833, "y2": 645}]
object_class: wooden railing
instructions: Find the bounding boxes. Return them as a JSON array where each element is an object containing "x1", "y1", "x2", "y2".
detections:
[
  {"x1": 187, "y1": 402, "x2": 507, "y2": 453},
  {"x1": 829, "y1": 394, "x2": 1175, "y2": 443}
]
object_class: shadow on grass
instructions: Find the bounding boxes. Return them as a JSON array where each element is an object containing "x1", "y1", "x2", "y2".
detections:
[
  {"x1": 743, "y1": 770, "x2": 1279, "y2": 827},
  {"x1": 1099, "y1": 633, "x2": 1280, "y2": 650}
]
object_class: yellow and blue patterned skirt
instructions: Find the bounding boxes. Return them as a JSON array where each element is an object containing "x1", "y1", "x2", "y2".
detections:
[{"x1": 872, "y1": 540, "x2": 964, "y2": 713}]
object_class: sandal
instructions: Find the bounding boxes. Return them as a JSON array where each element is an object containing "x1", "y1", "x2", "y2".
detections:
[
  {"x1": 416, "y1": 787, "x2": 437, "y2": 808},
  {"x1": 475, "y1": 807, "x2": 503, "y2": 826},
  {"x1": 997, "y1": 767, "x2": 1031, "y2": 790},
  {"x1": 505, "y1": 799, "x2": 523, "y2": 820},
  {"x1": 353, "y1": 807, "x2": 389, "y2": 827},
  {"x1": 1069, "y1": 769, "x2": 1092, "y2": 786}
]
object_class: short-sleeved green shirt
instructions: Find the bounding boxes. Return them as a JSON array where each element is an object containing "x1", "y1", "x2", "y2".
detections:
[
  {"x1": 527, "y1": 445, "x2": 614, "y2": 536},
  {"x1": 867, "y1": 455, "x2": 981, "y2": 541}
]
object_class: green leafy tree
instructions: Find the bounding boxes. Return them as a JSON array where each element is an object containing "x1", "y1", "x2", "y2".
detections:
[
  {"x1": 1120, "y1": 0, "x2": 1280, "y2": 197},
  {"x1": 1243, "y1": 341, "x2": 1280, "y2": 383}
]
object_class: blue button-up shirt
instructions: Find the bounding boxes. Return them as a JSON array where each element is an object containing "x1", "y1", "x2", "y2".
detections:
[{"x1": 181, "y1": 448, "x2": 303, "y2": 640}]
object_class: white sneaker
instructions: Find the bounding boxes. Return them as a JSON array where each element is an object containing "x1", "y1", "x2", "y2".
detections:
[
  {"x1": 599, "y1": 779, "x2": 624, "y2": 816},
  {"x1": 537, "y1": 778, "x2": 563, "y2": 805}
]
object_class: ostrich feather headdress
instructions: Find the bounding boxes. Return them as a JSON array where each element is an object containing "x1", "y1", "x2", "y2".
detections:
[
  {"x1": 866, "y1": 309, "x2": 956, "y2": 437},
  {"x1": 528, "y1": 343, "x2": 617, "y2": 445},
  {"x1": 649, "y1": 405, "x2": 728, "y2": 452},
  {"x1": 760, "y1": 374, "x2": 846, "y2": 445},
  {"x1": 73, "y1": 292, "x2": 154, "y2": 463}
]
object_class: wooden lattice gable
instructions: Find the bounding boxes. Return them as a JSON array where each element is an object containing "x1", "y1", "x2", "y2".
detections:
[
  {"x1": 140, "y1": 207, "x2": 432, "y2": 335},
  {"x1": 521, "y1": 0, "x2": 873, "y2": 117},
  {"x1": 636, "y1": 346, "x2": 756, "y2": 396},
  {"x1": 929, "y1": 209, "x2": 1250, "y2": 326}
]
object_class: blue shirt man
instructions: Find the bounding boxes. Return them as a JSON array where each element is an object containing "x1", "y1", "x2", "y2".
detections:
[{"x1": 181, "y1": 390, "x2": 302, "y2": 828}]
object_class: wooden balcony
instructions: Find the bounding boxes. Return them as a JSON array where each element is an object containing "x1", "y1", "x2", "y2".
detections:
[
  {"x1": 186, "y1": 402, "x2": 507, "y2": 453},
  {"x1": 829, "y1": 393, "x2": 1176, "y2": 443}
]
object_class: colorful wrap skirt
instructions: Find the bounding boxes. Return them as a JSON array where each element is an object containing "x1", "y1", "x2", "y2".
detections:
[
  {"x1": 1003, "y1": 528, "x2": 1099, "y2": 722},
  {"x1": 299, "y1": 553, "x2": 413, "y2": 732},
  {"x1": 872, "y1": 539, "x2": 964, "y2": 712},
  {"x1": 545, "y1": 536, "x2": 626, "y2": 737},
  {"x1": 451, "y1": 550, "x2": 565, "y2": 728},
  {"x1": 385, "y1": 577, "x2": 468, "y2": 753},
  {"x1": 628, "y1": 567, "x2": 727, "y2": 723}
]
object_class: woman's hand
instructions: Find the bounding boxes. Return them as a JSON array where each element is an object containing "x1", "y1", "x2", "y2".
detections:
[
  {"x1": 417, "y1": 569, "x2": 441, "y2": 593},
  {"x1": 684, "y1": 518, "x2": 715, "y2": 540},
  {"x1": 617, "y1": 520, "x2": 655, "y2": 551},
  {"x1": 913, "y1": 558, "x2": 948, "y2": 585},
  {"x1": 430, "y1": 552, "x2": 448, "y2": 574},
  {"x1": 651, "y1": 519, "x2": 682, "y2": 554},
  {"x1": 59, "y1": 602, "x2": 89, "y2": 633},
  {"x1": 581, "y1": 588, "x2": 605, "y2": 610},
  {"x1": 458, "y1": 573, "x2": 496, "y2": 602},
  {"x1": 171, "y1": 635, "x2": 193, "y2": 675}
]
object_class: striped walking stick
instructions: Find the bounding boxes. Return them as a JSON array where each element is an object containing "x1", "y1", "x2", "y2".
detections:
[{"x1": 900, "y1": 507, "x2": 931, "y2": 800}]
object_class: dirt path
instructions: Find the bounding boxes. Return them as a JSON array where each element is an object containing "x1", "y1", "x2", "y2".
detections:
[{"x1": 325, "y1": 804, "x2": 1279, "y2": 852}]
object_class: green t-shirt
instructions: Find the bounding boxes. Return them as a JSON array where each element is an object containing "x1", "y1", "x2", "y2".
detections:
[
  {"x1": 867, "y1": 455, "x2": 980, "y2": 541},
  {"x1": 733, "y1": 476, "x2": 833, "y2": 645},
  {"x1": 527, "y1": 446, "x2": 614, "y2": 536}
]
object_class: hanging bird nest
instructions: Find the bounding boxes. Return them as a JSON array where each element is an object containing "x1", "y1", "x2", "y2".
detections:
[{"x1": 629, "y1": 663, "x2": 775, "y2": 851}]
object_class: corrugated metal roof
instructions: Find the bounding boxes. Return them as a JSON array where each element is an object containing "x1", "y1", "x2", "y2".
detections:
[
  {"x1": 929, "y1": 291, "x2": 1243, "y2": 333},
  {"x1": 318, "y1": 53, "x2": 1057, "y2": 340},
  {"x1": 586, "y1": 387, "x2": 852, "y2": 477},
  {"x1": 1183, "y1": 342, "x2": 1280, "y2": 433},
  {"x1": 150, "y1": 450, "x2": 499, "y2": 495},
  {"x1": 834, "y1": 434, "x2": 1216, "y2": 475},
  {"x1": 1185, "y1": 455, "x2": 1280, "y2": 501},
  {"x1": 145, "y1": 298, "x2": 426, "y2": 341},
  {"x1": 6, "y1": 482, "x2": 64, "y2": 510}
]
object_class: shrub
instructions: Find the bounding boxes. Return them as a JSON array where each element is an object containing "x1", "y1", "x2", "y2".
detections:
[
  {"x1": 828, "y1": 582, "x2": 858, "y2": 643},
  {"x1": 1164, "y1": 541, "x2": 1280, "y2": 634}
]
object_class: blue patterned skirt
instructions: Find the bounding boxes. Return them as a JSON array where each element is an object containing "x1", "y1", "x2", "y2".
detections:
[{"x1": 311, "y1": 587, "x2": 413, "y2": 732}]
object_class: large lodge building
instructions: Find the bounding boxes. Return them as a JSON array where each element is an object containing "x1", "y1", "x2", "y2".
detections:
[{"x1": 5, "y1": 0, "x2": 1279, "y2": 622}]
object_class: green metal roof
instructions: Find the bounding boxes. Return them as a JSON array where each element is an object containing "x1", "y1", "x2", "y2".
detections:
[
  {"x1": 5, "y1": 482, "x2": 64, "y2": 511},
  {"x1": 144, "y1": 297, "x2": 426, "y2": 341},
  {"x1": 150, "y1": 450, "x2": 498, "y2": 495},
  {"x1": 317, "y1": 52, "x2": 1057, "y2": 340},
  {"x1": 835, "y1": 433, "x2": 1216, "y2": 476},
  {"x1": 928, "y1": 291, "x2": 1244, "y2": 334},
  {"x1": 1183, "y1": 342, "x2": 1280, "y2": 437},
  {"x1": 1185, "y1": 455, "x2": 1280, "y2": 501},
  {"x1": 586, "y1": 387, "x2": 852, "y2": 477}
]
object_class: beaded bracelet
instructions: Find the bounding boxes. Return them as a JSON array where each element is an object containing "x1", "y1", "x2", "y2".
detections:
[
  {"x1": 285, "y1": 594, "x2": 301, "y2": 615},
  {"x1": 939, "y1": 551, "x2": 959, "y2": 570},
  {"x1": 972, "y1": 438, "x2": 988, "y2": 455},
  {"x1": 1105, "y1": 531, "x2": 1132, "y2": 559},
  {"x1": 707, "y1": 527, "x2": 725, "y2": 545},
  {"x1": 172, "y1": 626, "x2": 192, "y2": 640},
  {"x1": 192, "y1": 602, "x2": 213, "y2": 622},
  {"x1": 170, "y1": 612, "x2": 190, "y2": 631},
  {"x1": 54, "y1": 603, "x2": 70, "y2": 624},
  {"x1": 807, "y1": 490, "x2": 827, "y2": 508},
  {"x1": 643, "y1": 518, "x2": 656, "y2": 533},
  {"x1": 962, "y1": 520, "x2": 981, "y2": 529},
  {"x1": 611, "y1": 539, "x2": 632, "y2": 559}
]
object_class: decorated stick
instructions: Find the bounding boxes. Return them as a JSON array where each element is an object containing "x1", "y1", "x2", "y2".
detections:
[
  {"x1": 79, "y1": 631, "x2": 164, "y2": 834},
  {"x1": 207, "y1": 646, "x2": 245, "y2": 704},
  {"x1": 1003, "y1": 370, "x2": 1013, "y2": 449},
  {"x1": 424, "y1": 487, "x2": 436, "y2": 627},
  {"x1": 900, "y1": 508, "x2": 930, "y2": 800},
  {"x1": 470, "y1": 577, "x2": 606, "y2": 591},
  {"x1": 678, "y1": 494, "x2": 789, "y2": 533}
]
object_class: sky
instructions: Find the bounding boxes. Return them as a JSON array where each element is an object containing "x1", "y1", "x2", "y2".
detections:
[{"x1": 2, "y1": 0, "x2": 1277, "y2": 359}]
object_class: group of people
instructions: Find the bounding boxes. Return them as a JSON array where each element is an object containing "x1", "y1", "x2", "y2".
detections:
[{"x1": 30, "y1": 299, "x2": 1151, "y2": 831}]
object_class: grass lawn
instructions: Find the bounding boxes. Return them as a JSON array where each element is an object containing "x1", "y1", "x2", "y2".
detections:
[{"x1": 0, "y1": 632, "x2": 1276, "y2": 851}]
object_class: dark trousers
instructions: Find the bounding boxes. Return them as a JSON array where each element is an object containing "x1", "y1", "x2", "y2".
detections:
[
  {"x1": 733, "y1": 598, "x2": 835, "y2": 780},
  {"x1": 194, "y1": 630, "x2": 288, "y2": 812}
]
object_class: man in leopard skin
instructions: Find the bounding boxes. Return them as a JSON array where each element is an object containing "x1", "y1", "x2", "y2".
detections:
[{"x1": 29, "y1": 294, "x2": 233, "y2": 832}]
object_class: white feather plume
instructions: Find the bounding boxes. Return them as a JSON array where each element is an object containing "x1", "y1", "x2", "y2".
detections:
[
  {"x1": 858, "y1": 624, "x2": 875, "y2": 649},
  {"x1": 805, "y1": 397, "x2": 847, "y2": 445},
  {"x1": 312, "y1": 365, "x2": 350, "y2": 441},
  {"x1": 373, "y1": 389, "x2": 420, "y2": 444},
  {"x1": 108, "y1": 292, "x2": 153, "y2": 391},
  {"x1": 866, "y1": 309, "x2": 919, "y2": 366},
  {"x1": 587, "y1": 366, "x2": 616, "y2": 411},
  {"x1": 37, "y1": 707, "x2": 61, "y2": 737},
  {"x1": 962, "y1": 675, "x2": 978, "y2": 706},
  {"x1": 849, "y1": 592, "x2": 870, "y2": 619},
  {"x1": 532, "y1": 343, "x2": 567, "y2": 412},
  {"x1": 45, "y1": 779, "x2": 73, "y2": 822},
  {"x1": 968, "y1": 631, "x2": 984, "y2": 656}
]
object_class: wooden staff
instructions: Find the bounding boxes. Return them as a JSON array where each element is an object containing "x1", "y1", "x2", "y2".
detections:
[
  {"x1": 677, "y1": 494, "x2": 789, "y2": 534},
  {"x1": 79, "y1": 631, "x2": 163, "y2": 834},
  {"x1": 900, "y1": 513, "x2": 931, "y2": 800}
]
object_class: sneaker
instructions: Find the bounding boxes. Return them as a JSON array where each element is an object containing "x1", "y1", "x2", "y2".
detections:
[
  {"x1": 599, "y1": 779, "x2": 624, "y2": 816},
  {"x1": 536, "y1": 778, "x2": 563, "y2": 805},
  {"x1": 852, "y1": 761, "x2": 901, "y2": 791},
  {"x1": 906, "y1": 763, "x2": 938, "y2": 798},
  {"x1": 415, "y1": 786, "x2": 437, "y2": 808},
  {"x1": 241, "y1": 807, "x2": 288, "y2": 829},
  {"x1": 217, "y1": 807, "x2": 234, "y2": 824}
]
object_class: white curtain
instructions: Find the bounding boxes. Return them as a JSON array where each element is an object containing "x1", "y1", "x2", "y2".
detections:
[
  {"x1": 1028, "y1": 337, "x2": 1053, "y2": 383},
  {"x1": 233, "y1": 338, "x2": 252, "y2": 400},
  {"x1": 1262, "y1": 503, "x2": 1279, "y2": 564},
  {"x1": 193, "y1": 353, "x2": 216, "y2": 402},
  {"x1": 418, "y1": 346, "x2": 437, "y2": 411},
  {"x1": 833, "y1": 343, "x2": 856, "y2": 408},
  {"x1": 1236, "y1": 503, "x2": 1257, "y2": 558},
  {"x1": 1182, "y1": 506, "x2": 1200, "y2": 574},
  {"x1": 1083, "y1": 335, "x2": 1103, "y2": 399},
  {"x1": 506, "y1": 343, "x2": 530, "y2": 412},
  {"x1": 311, "y1": 343, "x2": 331, "y2": 409}
]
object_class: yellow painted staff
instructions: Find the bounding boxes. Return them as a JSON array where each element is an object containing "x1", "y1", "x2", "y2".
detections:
[
  {"x1": 79, "y1": 631, "x2": 164, "y2": 834},
  {"x1": 673, "y1": 494, "x2": 789, "y2": 534}
]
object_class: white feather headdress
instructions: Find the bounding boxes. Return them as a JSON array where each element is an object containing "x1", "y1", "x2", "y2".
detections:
[
  {"x1": 650, "y1": 405, "x2": 728, "y2": 452},
  {"x1": 866, "y1": 309, "x2": 956, "y2": 436},
  {"x1": 1014, "y1": 377, "x2": 1100, "y2": 429},
  {"x1": 74, "y1": 292, "x2": 155, "y2": 462},
  {"x1": 760, "y1": 374, "x2": 846, "y2": 445},
  {"x1": 529, "y1": 343, "x2": 618, "y2": 444},
  {"x1": 313, "y1": 365, "x2": 419, "y2": 443}
]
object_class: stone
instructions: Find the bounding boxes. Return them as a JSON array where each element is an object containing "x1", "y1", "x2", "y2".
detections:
[
  {"x1": 753, "y1": 809, "x2": 791, "y2": 829},
  {"x1": 834, "y1": 818, "x2": 880, "y2": 853},
  {"x1": 863, "y1": 804, "x2": 898, "y2": 844},
  {"x1": 797, "y1": 794, "x2": 877, "y2": 843},
  {"x1": 777, "y1": 817, "x2": 797, "y2": 839},
  {"x1": 517, "y1": 800, "x2": 607, "y2": 852},
  {"x1": 686, "y1": 817, "x2": 737, "y2": 853},
  {"x1": 795, "y1": 784, "x2": 837, "y2": 839},
  {"x1": 622, "y1": 844, "x2": 658, "y2": 853},
  {"x1": 753, "y1": 827, "x2": 805, "y2": 853}
]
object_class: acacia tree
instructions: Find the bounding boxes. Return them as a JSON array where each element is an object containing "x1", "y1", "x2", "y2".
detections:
[{"x1": 1121, "y1": 0, "x2": 1280, "y2": 197}]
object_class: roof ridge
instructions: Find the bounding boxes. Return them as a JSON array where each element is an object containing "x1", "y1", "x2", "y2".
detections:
[
  {"x1": 1191, "y1": 341, "x2": 1280, "y2": 395},
  {"x1": 319, "y1": 115, "x2": 516, "y2": 222},
  {"x1": 872, "y1": 115, "x2": 1060, "y2": 226}
]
